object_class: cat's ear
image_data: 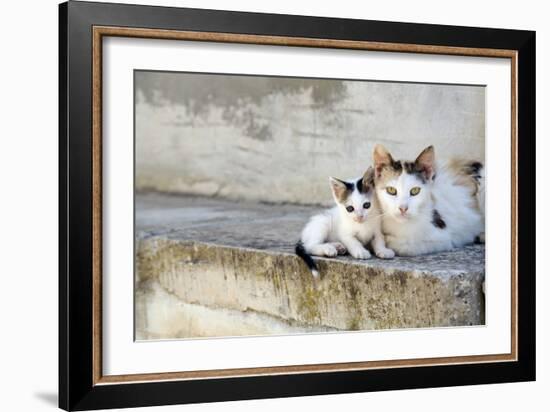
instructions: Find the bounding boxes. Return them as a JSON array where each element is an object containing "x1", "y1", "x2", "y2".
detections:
[
  {"x1": 362, "y1": 167, "x2": 375, "y2": 189},
  {"x1": 415, "y1": 145, "x2": 435, "y2": 180},
  {"x1": 373, "y1": 144, "x2": 393, "y2": 178},
  {"x1": 329, "y1": 177, "x2": 350, "y2": 202}
]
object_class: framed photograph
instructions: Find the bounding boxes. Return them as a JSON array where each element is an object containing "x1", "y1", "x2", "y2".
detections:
[{"x1": 59, "y1": 1, "x2": 535, "y2": 410}]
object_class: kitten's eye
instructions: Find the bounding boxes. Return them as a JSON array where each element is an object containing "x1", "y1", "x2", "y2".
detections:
[
  {"x1": 410, "y1": 187, "x2": 421, "y2": 196},
  {"x1": 363, "y1": 202, "x2": 371, "y2": 209},
  {"x1": 346, "y1": 206, "x2": 354, "y2": 213},
  {"x1": 386, "y1": 186, "x2": 397, "y2": 196}
]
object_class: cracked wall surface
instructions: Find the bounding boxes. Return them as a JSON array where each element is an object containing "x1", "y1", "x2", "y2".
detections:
[{"x1": 135, "y1": 71, "x2": 485, "y2": 205}]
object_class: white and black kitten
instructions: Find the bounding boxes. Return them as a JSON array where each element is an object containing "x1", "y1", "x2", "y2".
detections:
[{"x1": 296, "y1": 167, "x2": 394, "y2": 277}]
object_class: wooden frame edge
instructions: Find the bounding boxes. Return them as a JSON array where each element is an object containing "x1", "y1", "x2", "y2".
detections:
[
  {"x1": 92, "y1": 27, "x2": 103, "y2": 385},
  {"x1": 93, "y1": 26, "x2": 517, "y2": 57},
  {"x1": 91, "y1": 26, "x2": 519, "y2": 386},
  {"x1": 97, "y1": 353, "x2": 515, "y2": 385}
]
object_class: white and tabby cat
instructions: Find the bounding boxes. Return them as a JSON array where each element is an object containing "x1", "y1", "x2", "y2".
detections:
[
  {"x1": 296, "y1": 167, "x2": 395, "y2": 277},
  {"x1": 373, "y1": 144, "x2": 484, "y2": 256}
]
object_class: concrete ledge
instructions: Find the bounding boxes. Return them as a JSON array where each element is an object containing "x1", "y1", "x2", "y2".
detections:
[{"x1": 135, "y1": 192, "x2": 485, "y2": 339}]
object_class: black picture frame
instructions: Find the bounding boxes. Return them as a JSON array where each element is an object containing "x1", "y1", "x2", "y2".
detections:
[{"x1": 59, "y1": 1, "x2": 535, "y2": 410}]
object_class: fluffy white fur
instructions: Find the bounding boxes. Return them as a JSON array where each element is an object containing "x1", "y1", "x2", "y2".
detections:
[
  {"x1": 300, "y1": 172, "x2": 394, "y2": 276},
  {"x1": 374, "y1": 145, "x2": 484, "y2": 256}
]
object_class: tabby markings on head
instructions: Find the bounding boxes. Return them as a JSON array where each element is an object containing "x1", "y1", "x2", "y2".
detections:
[
  {"x1": 331, "y1": 167, "x2": 374, "y2": 202},
  {"x1": 330, "y1": 178, "x2": 354, "y2": 202}
]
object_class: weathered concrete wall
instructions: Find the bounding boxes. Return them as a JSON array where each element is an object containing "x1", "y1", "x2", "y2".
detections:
[
  {"x1": 136, "y1": 281, "x2": 337, "y2": 339},
  {"x1": 134, "y1": 193, "x2": 485, "y2": 340},
  {"x1": 135, "y1": 239, "x2": 485, "y2": 340},
  {"x1": 135, "y1": 71, "x2": 485, "y2": 205}
]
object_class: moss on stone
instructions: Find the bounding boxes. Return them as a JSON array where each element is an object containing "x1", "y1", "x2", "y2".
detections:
[
  {"x1": 136, "y1": 237, "x2": 485, "y2": 334},
  {"x1": 297, "y1": 286, "x2": 323, "y2": 324}
]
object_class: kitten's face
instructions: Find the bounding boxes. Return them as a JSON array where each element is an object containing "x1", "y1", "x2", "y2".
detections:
[
  {"x1": 373, "y1": 145, "x2": 435, "y2": 221},
  {"x1": 330, "y1": 168, "x2": 376, "y2": 223}
]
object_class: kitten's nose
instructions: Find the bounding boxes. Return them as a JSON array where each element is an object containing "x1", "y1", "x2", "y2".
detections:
[{"x1": 399, "y1": 206, "x2": 408, "y2": 214}]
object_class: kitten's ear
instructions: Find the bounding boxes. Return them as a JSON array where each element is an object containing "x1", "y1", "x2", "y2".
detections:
[
  {"x1": 373, "y1": 144, "x2": 393, "y2": 178},
  {"x1": 362, "y1": 166, "x2": 375, "y2": 189},
  {"x1": 329, "y1": 177, "x2": 350, "y2": 202},
  {"x1": 415, "y1": 145, "x2": 435, "y2": 180}
]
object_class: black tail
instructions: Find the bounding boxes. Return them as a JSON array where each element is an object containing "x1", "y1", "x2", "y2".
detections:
[{"x1": 295, "y1": 242, "x2": 319, "y2": 277}]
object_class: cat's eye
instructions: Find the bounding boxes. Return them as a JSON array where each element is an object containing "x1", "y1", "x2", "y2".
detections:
[
  {"x1": 363, "y1": 202, "x2": 371, "y2": 209},
  {"x1": 410, "y1": 187, "x2": 421, "y2": 196},
  {"x1": 386, "y1": 186, "x2": 397, "y2": 196},
  {"x1": 346, "y1": 206, "x2": 354, "y2": 213}
]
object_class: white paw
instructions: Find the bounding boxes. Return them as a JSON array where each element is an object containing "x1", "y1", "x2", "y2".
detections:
[
  {"x1": 350, "y1": 247, "x2": 371, "y2": 260},
  {"x1": 330, "y1": 242, "x2": 347, "y2": 255},
  {"x1": 376, "y1": 247, "x2": 395, "y2": 259},
  {"x1": 322, "y1": 244, "x2": 338, "y2": 257}
]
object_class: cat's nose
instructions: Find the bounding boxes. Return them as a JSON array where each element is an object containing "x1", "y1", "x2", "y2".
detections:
[{"x1": 399, "y1": 206, "x2": 408, "y2": 214}]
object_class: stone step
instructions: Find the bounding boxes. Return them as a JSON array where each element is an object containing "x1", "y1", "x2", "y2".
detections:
[{"x1": 135, "y1": 192, "x2": 485, "y2": 340}]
